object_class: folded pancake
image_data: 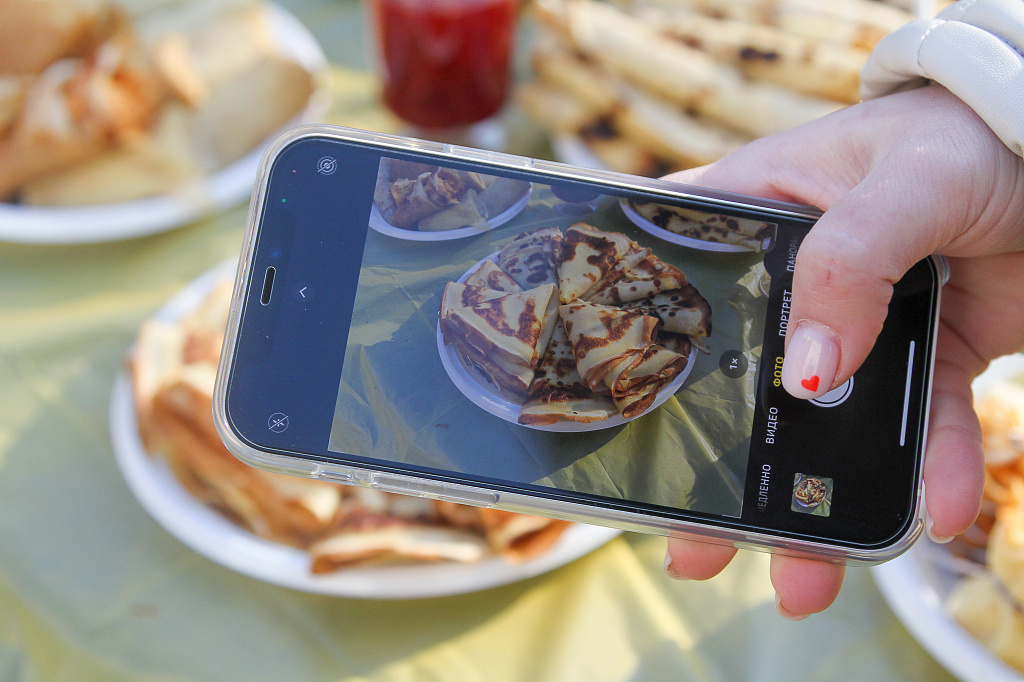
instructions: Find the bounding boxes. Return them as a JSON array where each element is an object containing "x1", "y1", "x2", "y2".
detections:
[
  {"x1": 477, "y1": 509, "x2": 573, "y2": 562},
  {"x1": 519, "y1": 319, "x2": 617, "y2": 425},
  {"x1": 432, "y1": 502, "x2": 572, "y2": 562},
  {"x1": 417, "y1": 188, "x2": 488, "y2": 232},
  {"x1": 603, "y1": 343, "x2": 687, "y2": 418},
  {"x1": 131, "y1": 318, "x2": 186, "y2": 451},
  {"x1": 464, "y1": 259, "x2": 522, "y2": 293},
  {"x1": 585, "y1": 250, "x2": 687, "y2": 305},
  {"x1": 441, "y1": 284, "x2": 559, "y2": 398},
  {"x1": 558, "y1": 223, "x2": 634, "y2": 303},
  {"x1": 148, "y1": 394, "x2": 340, "y2": 547},
  {"x1": 309, "y1": 514, "x2": 489, "y2": 572},
  {"x1": 622, "y1": 284, "x2": 712, "y2": 338},
  {"x1": 134, "y1": 272, "x2": 575, "y2": 573},
  {"x1": 387, "y1": 172, "x2": 454, "y2": 229},
  {"x1": 559, "y1": 301, "x2": 659, "y2": 391},
  {"x1": 0, "y1": 35, "x2": 165, "y2": 199},
  {"x1": 439, "y1": 282, "x2": 509, "y2": 324},
  {"x1": 497, "y1": 226, "x2": 563, "y2": 289},
  {"x1": 630, "y1": 200, "x2": 775, "y2": 250}
]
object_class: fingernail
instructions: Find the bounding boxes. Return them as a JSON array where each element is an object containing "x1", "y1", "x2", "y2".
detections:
[
  {"x1": 775, "y1": 593, "x2": 809, "y2": 621},
  {"x1": 782, "y1": 321, "x2": 840, "y2": 399},
  {"x1": 926, "y1": 512, "x2": 954, "y2": 544},
  {"x1": 663, "y1": 551, "x2": 689, "y2": 580}
]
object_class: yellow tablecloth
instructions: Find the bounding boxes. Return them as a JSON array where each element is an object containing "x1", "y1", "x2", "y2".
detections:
[{"x1": 0, "y1": 1, "x2": 956, "y2": 680}]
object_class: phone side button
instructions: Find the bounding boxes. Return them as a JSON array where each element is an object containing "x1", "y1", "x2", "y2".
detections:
[
  {"x1": 371, "y1": 474, "x2": 499, "y2": 507},
  {"x1": 318, "y1": 466, "x2": 355, "y2": 485},
  {"x1": 437, "y1": 484, "x2": 499, "y2": 508}
]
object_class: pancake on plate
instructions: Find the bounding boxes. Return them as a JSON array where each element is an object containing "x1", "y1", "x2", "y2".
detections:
[
  {"x1": 440, "y1": 222, "x2": 712, "y2": 426},
  {"x1": 439, "y1": 283, "x2": 560, "y2": 399},
  {"x1": 131, "y1": 271, "x2": 570, "y2": 574},
  {"x1": 944, "y1": 367, "x2": 1024, "y2": 674}
]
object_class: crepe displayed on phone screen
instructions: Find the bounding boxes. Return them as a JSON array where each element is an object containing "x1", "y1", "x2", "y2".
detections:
[
  {"x1": 372, "y1": 158, "x2": 530, "y2": 235},
  {"x1": 331, "y1": 156, "x2": 769, "y2": 520},
  {"x1": 438, "y1": 222, "x2": 711, "y2": 426}
]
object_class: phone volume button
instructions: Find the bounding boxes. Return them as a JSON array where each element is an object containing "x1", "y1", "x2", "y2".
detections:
[
  {"x1": 318, "y1": 466, "x2": 355, "y2": 484},
  {"x1": 437, "y1": 484, "x2": 499, "y2": 508},
  {"x1": 370, "y1": 473, "x2": 445, "y2": 498},
  {"x1": 370, "y1": 474, "x2": 498, "y2": 507}
]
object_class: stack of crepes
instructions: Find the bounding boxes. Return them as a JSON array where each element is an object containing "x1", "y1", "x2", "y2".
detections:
[
  {"x1": 131, "y1": 276, "x2": 570, "y2": 574},
  {"x1": 518, "y1": 0, "x2": 914, "y2": 176},
  {"x1": 439, "y1": 223, "x2": 711, "y2": 425},
  {"x1": 0, "y1": 0, "x2": 317, "y2": 205},
  {"x1": 945, "y1": 372, "x2": 1024, "y2": 673}
]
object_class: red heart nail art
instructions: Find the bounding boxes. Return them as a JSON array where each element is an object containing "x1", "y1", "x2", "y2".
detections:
[{"x1": 801, "y1": 376, "x2": 820, "y2": 391}]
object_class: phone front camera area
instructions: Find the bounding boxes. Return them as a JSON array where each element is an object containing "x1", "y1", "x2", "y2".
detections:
[{"x1": 228, "y1": 136, "x2": 936, "y2": 551}]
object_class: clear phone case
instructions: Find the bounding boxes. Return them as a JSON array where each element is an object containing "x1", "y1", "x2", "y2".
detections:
[{"x1": 214, "y1": 125, "x2": 942, "y2": 566}]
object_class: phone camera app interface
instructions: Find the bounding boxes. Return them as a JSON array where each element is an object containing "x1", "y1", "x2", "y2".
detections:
[{"x1": 327, "y1": 153, "x2": 786, "y2": 519}]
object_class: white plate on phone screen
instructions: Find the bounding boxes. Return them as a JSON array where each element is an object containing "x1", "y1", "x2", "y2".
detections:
[
  {"x1": 0, "y1": 3, "x2": 328, "y2": 244},
  {"x1": 110, "y1": 261, "x2": 620, "y2": 598},
  {"x1": 437, "y1": 250, "x2": 696, "y2": 432},
  {"x1": 553, "y1": 136, "x2": 768, "y2": 253},
  {"x1": 368, "y1": 185, "x2": 531, "y2": 241},
  {"x1": 619, "y1": 199, "x2": 772, "y2": 254},
  {"x1": 872, "y1": 354, "x2": 1024, "y2": 682}
]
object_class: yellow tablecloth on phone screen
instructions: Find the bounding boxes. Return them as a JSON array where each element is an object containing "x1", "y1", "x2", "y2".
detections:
[{"x1": 0, "y1": 1, "x2": 956, "y2": 680}]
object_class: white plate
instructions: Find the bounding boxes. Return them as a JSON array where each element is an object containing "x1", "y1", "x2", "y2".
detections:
[
  {"x1": 0, "y1": 3, "x2": 329, "y2": 244},
  {"x1": 111, "y1": 262, "x2": 620, "y2": 598},
  {"x1": 872, "y1": 354, "x2": 1024, "y2": 682},
  {"x1": 620, "y1": 199, "x2": 769, "y2": 253},
  {"x1": 368, "y1": 185, "x2": 531, "y2": 241},
  {"x1": 436, "y1": 251, "x2": 697, "y2": 432}
]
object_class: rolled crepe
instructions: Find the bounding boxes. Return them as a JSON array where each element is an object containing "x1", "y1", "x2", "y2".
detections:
[
  {"x1": 637, "y1": 7, "x2": 865, "y2": 103},
  {"x1": 536, "y1": 0, "x2": 838, "y2": 138},
  {"x1": 613, "y1": 0, "x2": 910, "y2": 51},
  {"x1": 559, "y1": 300, "x2": 658, "y2": 390},
  {"x1": 603, "y1": 343, "x2": 687, "y2": 418}
]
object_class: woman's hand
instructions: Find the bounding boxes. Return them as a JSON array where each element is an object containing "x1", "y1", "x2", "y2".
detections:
[{"x1": 662, "y1": 84, "x2": 1024, "y2": 619}]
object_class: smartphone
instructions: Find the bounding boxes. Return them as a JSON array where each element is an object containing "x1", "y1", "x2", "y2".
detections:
[{"x1": 213, "y1": 125, "x2": 943, "y2": 565}]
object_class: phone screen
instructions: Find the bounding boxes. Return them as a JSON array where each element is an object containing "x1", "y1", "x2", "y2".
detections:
[{"x1": 225, "y1": 136, "x2": 939, "y2": 549}]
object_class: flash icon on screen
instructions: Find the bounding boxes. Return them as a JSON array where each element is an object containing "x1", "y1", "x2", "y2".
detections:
[{"x1": 316, "y1": 156, "x2": 337, "y2": 175}]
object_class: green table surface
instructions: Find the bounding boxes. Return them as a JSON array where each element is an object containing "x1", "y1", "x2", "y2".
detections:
[{"x1": 0, "y1": 1, "x2": 956, "y2": 680}]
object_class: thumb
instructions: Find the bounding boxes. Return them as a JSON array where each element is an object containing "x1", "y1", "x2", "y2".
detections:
[{"x1": 779, "y1": 162, "x2": 950, "y2": 399}]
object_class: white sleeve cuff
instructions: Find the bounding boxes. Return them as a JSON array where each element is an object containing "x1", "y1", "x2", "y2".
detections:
[{"x1": 860, "y1": 0, "x2": 1024, "y2": 157}]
